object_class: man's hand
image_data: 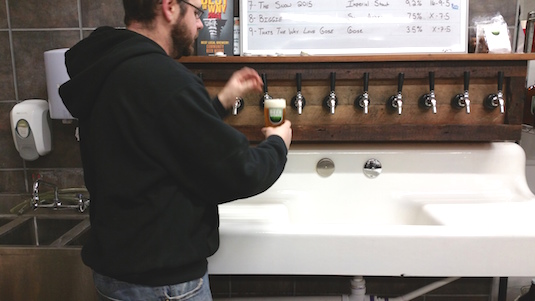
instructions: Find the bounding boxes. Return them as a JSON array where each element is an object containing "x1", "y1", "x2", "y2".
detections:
[
  {"x1": 218, "y1": 67, "x2": 263, "y2": 109},
  {"x1": 262, "y1": 120, "x2": 292, "y2": 151}
]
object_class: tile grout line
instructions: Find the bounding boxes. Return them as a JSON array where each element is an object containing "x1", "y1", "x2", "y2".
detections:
[
  {"x1": 77, "y1": 0, "x2": 83, "y2": 39},
  {"x1": 5, "y1": 0, "x2": 28, "y2": 185},
  {"x1": 5, "y1": 0, "x2": 18, "y2": 102}
]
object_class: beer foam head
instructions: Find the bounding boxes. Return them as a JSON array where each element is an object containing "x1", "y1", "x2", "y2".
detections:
[{"x1": 264, "y1": 98, "x2": 286, "y2": 108}]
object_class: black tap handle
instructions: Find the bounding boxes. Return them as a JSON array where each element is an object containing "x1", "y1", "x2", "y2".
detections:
[
  {"x1": 497, "y1": 71, "x2": 504, "y2": 91},
  {"x1": 330, "y1": 72, "x2": 336, "y2": 91},
  {"x1": 262, "y1": 73, "x2": 268, "y2": 94},
  {"x1": 428, "y1": 72, "x2": 435, "y2": 91},
  {"x1": 397, "y1": 73, "x2": 404, "y2": 93},
  {"x1": 463, "y1": 71, "x2": 470, "y2": 91},
  {"x1": 296, "y1": 73, "x2": 302, "y2": 91},
  {"x1": 363, "y1": 72, "x2": 369, "y2": 92}
]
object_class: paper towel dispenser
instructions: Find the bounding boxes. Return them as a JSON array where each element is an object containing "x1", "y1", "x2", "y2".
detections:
[
  {"x1": 10, "y1": 99, "x2": 52, "y2": 161},
  {"x1": 44, "y1": 48, "x2": 74, "y2": 120}
]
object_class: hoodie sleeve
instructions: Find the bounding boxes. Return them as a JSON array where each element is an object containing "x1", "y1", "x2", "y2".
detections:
[
  {"x1": 212, "y1": 96, "x2": 229, "y2": 119},
  {"x1": 159, "y1": 79, "x2": 287, "y2": 204}
]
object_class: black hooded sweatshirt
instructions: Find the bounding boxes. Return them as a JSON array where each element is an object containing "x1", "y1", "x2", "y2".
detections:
[{"x1": 59, "y1": 27, "x2": 287, "y2": 286}]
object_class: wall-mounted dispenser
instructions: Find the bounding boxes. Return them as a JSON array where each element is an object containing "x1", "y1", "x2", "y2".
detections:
[
  {"x1": 44, "y1": 48, "x2": 74, "y2": 120},
  {"x1": 10, "y1": 99, "x2": 52, "y2": 161}
]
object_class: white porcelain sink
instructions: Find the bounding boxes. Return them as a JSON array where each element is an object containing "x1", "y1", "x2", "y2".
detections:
[{"x1": 209, "y1": 142, "x2": 535, "y2": 277}]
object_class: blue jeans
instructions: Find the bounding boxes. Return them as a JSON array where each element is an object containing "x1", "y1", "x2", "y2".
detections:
[{"x1": 93, "y1": 271, "x2": 213, "y2": 301}]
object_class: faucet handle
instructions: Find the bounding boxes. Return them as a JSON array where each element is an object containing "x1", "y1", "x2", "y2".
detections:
[
  {"x1": 292, "y1": 73, "x2": 306, "y2": 115},
  {"x1": 419, "y1": 72, "x2": 437, "y2": 114},
  {"x1": 387, "y1": 73, "x2": 404, "y2": 115},
  {"x1": 463, "y1": 70, "x2": 470, "y2": 92},
  {"x1": 451, "y1": 71, "x2": 471, "y2": 114},
  {"x1": 428, "y1": 71, "x2": 435, "y2": 91},
  {"x1": 355, "y1": 73, "x2": 370, "y2": 114},
  {"x1": 296, "y1": 72, "x2": 303, "y2": 92},
  {"x1": 397, "y1": 72, "x2": 404, "y2": 93},
  {"x1": 323, "y1": 72, "x2": 337, "y2": 114},
  {"x1": 484, "y1": 71, "x2": 505, "y2": 114},
  {"x1": 330, "y1": 71, "x2": 336, "y2": 91},
  {"x1": 259, "y1": 73, "x2": 272, "y2": 107}
]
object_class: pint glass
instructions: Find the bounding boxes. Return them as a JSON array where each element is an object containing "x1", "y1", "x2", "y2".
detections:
[{"x1": 264, "y1": 98, "x2": 286, "y2": 127}]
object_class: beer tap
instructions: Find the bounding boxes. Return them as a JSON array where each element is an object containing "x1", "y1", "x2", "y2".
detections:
[
  {"x1": 451, "y1": 71, "x2": 471, "y2": 114},
  {"x1": 388, "y1": 73, "x2": 404, "y2": 115},
  {"x1": 484, "y1": 71, "x2": 505, "y2": 114},
  {"x1": 259, "y1": 73, "x2": 272, "y2": 107},
  {"x1": 291, "y1": 73, "x2": 306, "y2": 115},
  {"x1": 323, "y1": 72, "x2": 338, "y2": 115},
  {"x1": 232, "y1": 97, "x2": 244, "y2": 116},
  {"x1": 418, "y1": 72, "x2": 437, "y2": 114},
  {"x1": 354, "y1": 72, "x2": 370, "y2": 114}
]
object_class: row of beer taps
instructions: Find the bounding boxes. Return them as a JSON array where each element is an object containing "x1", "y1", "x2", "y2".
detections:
[{"x1": 230, "y1": 71, "x2": 506, "y2": 116}]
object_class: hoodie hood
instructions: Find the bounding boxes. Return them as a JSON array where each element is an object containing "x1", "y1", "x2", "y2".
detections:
[{"x1": 59, "y1": 26, "x2": 167, "y2": 119}]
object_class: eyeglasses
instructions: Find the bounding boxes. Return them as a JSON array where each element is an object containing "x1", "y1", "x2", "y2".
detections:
[{"x1": 180, "y1": 0, "x2": 204, "y2": 19}]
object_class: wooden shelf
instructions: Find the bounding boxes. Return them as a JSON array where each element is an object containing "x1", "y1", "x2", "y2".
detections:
[
  {"x1": 180, "y1": 54, "x2": 533, "y2": 142},
  {"x1": 180, "y1": 53, "x2": 535, "y2": 64}
]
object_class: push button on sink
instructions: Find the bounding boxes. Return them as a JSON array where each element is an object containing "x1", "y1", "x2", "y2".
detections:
[{"x1": 363, "y1": 158, "x2": 382, "y2": 178}]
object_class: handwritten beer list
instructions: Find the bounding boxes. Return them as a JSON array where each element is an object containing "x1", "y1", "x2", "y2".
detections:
[{"x1": 242, "y1": 0, "x2": 468, "y2": 54}]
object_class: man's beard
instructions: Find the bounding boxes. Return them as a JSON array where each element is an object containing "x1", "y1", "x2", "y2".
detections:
[{"x1": 170, "y1": 19, "x2": 196, "y2": 59}]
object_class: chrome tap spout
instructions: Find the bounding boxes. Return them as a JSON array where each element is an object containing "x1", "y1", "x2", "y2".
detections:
[
  {"x1": 295, "y1": 92, "x2": 304, "y2": 115},
  {"x1": 359, "y1": 92, "x2": 370, "y2": 114},
  {"x1": 451, "y1": 71, "x2": 471, "y2": 114},
  {"x1": 388, "y1": 73, "x2": 404, "y2": 115},
  {"x1": 463, "y1": 90, "x2": 471, "y2": 114},
  {"x1": 323, "y1": 72, "x2": 338, "y2": 114},
  {"x1": 327, "y1": 92, "x2": 337, "y2": 115},
  {"x1": 497, "y1": 91, "x2": 505, "y2": 114},
  {"x1": 355, "y1": 73, "x2": 370, "y2": 114},
  {"x1": 232, "y1": 97, "x2": 243, "y2": 116},
  {"x1": 419, "y1": 72, "x2": 437, "y2": 114},
  {"x1": 484, "y1": 71, "x2": 505, "y2": 114},
  {"x1": 394, "y1": 92, "x2": 403, "y2": 115},
  {"x1": 292, "y1": 73, "x2": 306, "y2": 115}
]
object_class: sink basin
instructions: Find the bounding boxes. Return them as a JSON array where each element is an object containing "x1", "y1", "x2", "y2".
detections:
[
  {"x1": 209, "y1": 142, "x2": 535, "y2": 277},
  {"x1": 0, "y1": 216, "x2": 16, "y2": 228},
  {"x1": 0, "y1": 215, "x2": 89, "y2": 247}
]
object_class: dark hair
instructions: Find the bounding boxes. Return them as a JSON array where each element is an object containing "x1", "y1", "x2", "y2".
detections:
[{"x1": 123, "y1": 0, "x2": 187, "y2": 26}]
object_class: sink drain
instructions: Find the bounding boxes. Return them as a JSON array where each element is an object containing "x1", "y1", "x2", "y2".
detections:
[{"x1": 316, "y1": 158, "x2": 335, "y2": 177}]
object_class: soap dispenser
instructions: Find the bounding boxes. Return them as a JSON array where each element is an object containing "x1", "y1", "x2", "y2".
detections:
[{"x1": 10, "y1": 99, "x2": 52, "y2": 161}]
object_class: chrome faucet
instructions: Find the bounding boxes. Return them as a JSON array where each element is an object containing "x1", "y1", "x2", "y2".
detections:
[
  {"x1": 388, "y1": 73, "x2": 404, "y2": 115},
  {"x1": 323, "y1": 72, "x2": 338, "y2": 114},
  {"x1": 31, "y1": 179, "x2": 90, "y2": 213},
  {"x1": 32, "y1": 179, "x2": 59, "y2": 210},
  {"x1": 484, "y1": 71, "x2": 505, "y2": 114},
  {"x1": 259, "y1": 73, "x2": 272, "y2": 107},
  {"x1": 355, "y1": 72, "x2": 370, "y2": 114},
  {"x1": 451, "y1": 71, "x2": 471, "y2": 114},
  {"x1": 232, "y1": 97, "x2": 243, "y2": 115},
  {"x1": 292, "y1": 73, "x2": 306, "y2": 115},
  {"x1": 419, "y1": 71, "x2": 437, "y2": 114}
]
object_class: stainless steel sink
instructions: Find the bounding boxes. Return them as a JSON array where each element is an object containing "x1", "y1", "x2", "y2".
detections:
[
  {"x1": 0, "y1": 213, "x2": 96, "y2": 300},
  {"x1": 0, "y1": 216, "x2": 16, "y2": 227},
  {"x1": 0, "y1": 214, "x2": 89, "y2": 247}
]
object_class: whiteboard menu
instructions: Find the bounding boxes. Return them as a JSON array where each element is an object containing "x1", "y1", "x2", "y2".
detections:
[{"x1": 240, "y1": 0, "x2": 469, "y2": 55}]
